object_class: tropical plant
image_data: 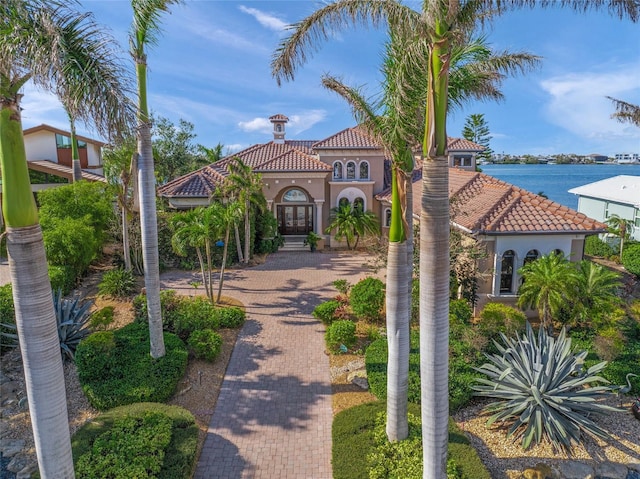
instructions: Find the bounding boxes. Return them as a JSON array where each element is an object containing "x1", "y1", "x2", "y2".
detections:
[
  {"x1": 473, "y1": 323, "x2": 619, "y2": 452},
  {"x1": 53, "y1": 289, "x2": 93, "y2": 361},
  {"x1": 622, "y1": 243, "x2": 640, "y2": 278},
  {"x1": 187, "y1": 329, "x2": 222, "y2": 361},
  {"x1": 0, "y1": 1, "x2": 133, "y2": 475},
  {"x1": 607, "y1": 96, "x2": 640, "y2": 127},
  {"x1": 606, "y1": 214, "x2": 634, "y2": 257},
  {"x1": 98, "y1": 268, "x2": 137, "y2": 298},
  {"x1": 572, "y1": 260, "x2": 621, "y2": 327},
  {"x1": 304, "y1": 231, "x2": 322, "y2": 251},
  {"x1": 325, "y1": 203, "x2": 380, "y2": 250},
  {"x1": 225, "y1": 157, "x2": 267, "y2": 264},
  {"x1": 273, "y1": 1, "x2": 638, "y2": 476},
  {"x1": 130, "y1": 0, "x2": 181, "y2": 359},
  {"x1": 216, "y1": 200, "x2": 243, "y2": 302},
  {"x1": 170, "y1": 206, "x2": 221, "y2": 303},
  {"x1": 517, "y1": 252, "x2": 577, "y2": 331}
]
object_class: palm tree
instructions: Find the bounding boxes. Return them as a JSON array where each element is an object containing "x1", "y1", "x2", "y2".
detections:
[
  {"x1": 103, "y1": 137, "x2": 138, "y2": 272},
  {"x1": 573, "y1": 260, "x2": 621, "y2": 326},
  {"x1": 171, "y1": 206, "x2": 221, "y2": 303},
  {"x1": 606, "y1": 214, "x2": 634, "y2": 257},
  {"x1": 517, "y1": 252, "x2": 578, "y2": 331},
  {"x1": 130, "y1": 0, "x2": 181, "y2": 358},
  {"x1": 607, "y1": 96, "x2": 640, "y2": 127},
  {"x1": 325, "y1": 203, "x2": 380, "y2": 249},
  {"x1": 0, "y1": 1, "x2": 132, "y2": 476},
  {"x1": 225, "y1": 157, "x2": 267, "y2": 264},
  {"x1": 217, "y1": 200, "x2": 243, "y2": 302}
]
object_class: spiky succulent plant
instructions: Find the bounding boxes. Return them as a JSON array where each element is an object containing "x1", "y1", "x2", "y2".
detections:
[
  {"x1": 473, "y1": 322, "x2": 619, "y2": 452},
  {"x1": 54, "y1": 289, "x2": 94, "y2": 361}
]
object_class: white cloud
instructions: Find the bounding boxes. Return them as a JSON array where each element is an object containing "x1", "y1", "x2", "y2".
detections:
[
  {"x1": 19, "y1": 84, "x2": 65, "y2": 128},
  {"x1": 539, "y1": 65, "x2": 640, "y2": 144},
  {"x1": 238, "y1": 117, "x2": 272, "y2": 133},
  {"x1": 238, "y1": 6, "x2": 287, "y2": 32}
]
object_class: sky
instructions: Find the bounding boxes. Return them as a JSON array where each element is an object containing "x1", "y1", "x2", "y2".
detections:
[{"x1": 20, "y1": 0, "x2": 640, "y2": 157}]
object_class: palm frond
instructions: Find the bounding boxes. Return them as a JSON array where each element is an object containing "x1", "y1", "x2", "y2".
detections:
[
  {"x1": 607, "y1": 96, "x2": 640, "y2": 127},
  {"x1": 130, "y1": 0, "x2": 182, "y2": 56}
]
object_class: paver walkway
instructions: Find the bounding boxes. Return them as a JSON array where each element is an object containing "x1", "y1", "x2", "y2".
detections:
[{"x1": 161, "y1": 251, "x2": 378, "y2": 479}]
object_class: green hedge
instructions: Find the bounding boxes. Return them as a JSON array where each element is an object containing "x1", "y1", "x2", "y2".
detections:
[
  {"x1": 332, "y1": 401, "x2": 490, "y2": 479},
  {"x1": 622, "y1": 243, "x2": 640, "y2": 277},
  {"x1": 72, "y1": 402, "x2": 198, "y2": 479},
  {"x1": 350, "y1": 277, "x2": 385, "y2": 322},
  {"x1": 75, "y1": 322, "x2": 188, "y2": 410},
  {"x1": 584, "y1": 235, "x2": 615, "y2": 258}
]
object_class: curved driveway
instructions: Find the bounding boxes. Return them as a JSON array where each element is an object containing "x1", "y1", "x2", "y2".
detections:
[{"x1": 162, "y1": 251, "x2": 378, "y2": 479}]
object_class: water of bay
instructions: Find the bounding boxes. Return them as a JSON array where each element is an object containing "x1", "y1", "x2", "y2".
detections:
[{"x1": 480, "y1": 163, "x2": 640, "y2": 210}]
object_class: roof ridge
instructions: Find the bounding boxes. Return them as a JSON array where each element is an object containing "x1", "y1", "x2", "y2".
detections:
[{"x1": 480, "y1": 188, "x2": 520, "y2": 231}]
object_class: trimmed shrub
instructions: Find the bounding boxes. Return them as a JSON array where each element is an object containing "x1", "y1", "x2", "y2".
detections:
[
  {"x1": 43, "y1": 216, "x2": 99, "y2": 278},
  {"x1": 332, "y1": 401, "x2": 490, "y2": 479},
  {"x1": 217, "y1": 306, "x2": 245, "y2": 329},
  {"x1": 172, "y1": 296, "x2": 220, "y2": 339},
  {"x1": 188, "y1": 329, "x2": 222, "y2": 361},
  {"x1": 622, "y1": 243, "x2": 640, "y2": 277},
  {"x1": 313, "y1": 300, "x2": 340, "y2": 325},
  {"x1": 89, "y1": 306, "x2": 115, "y2": 331},
  {"x1": 98, "y1": 268, "x2": 136, "y2": 298},
  {"x1": 350, "y1": 277, "x2": 384, "y2": 322},
  {"x1": 75, "y1": 322, "x2": 188, "y2": 410},
  {"x1": 325, "y1": 320, "x2": 356, "y2": 353},
  {"x1": 478, "y1": 302, "x2": 526, "y2": 340},
  {"x1": 134, "y1": 289, "x2": 183, "y2": 331},
  {"x1": 449, "y1": 299, "x2": 472, "y2": 324},
  {"x1": 584, "y1": 235, "x2": 615, "y2": 258},
  {"x1": 72, "y1": 402, "x2": 198, "y2": 479},
  {"x1": 48, "y1": 264, "x2": 76, "y2": 295}
]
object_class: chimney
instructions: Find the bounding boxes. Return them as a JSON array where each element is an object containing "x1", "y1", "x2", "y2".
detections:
[{"x1": 269, "y1": 114, "x2": 288, "y2": 144}]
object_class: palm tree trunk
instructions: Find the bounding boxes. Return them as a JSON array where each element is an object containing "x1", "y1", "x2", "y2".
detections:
[
  {"x1": 122, "y1": 206, "x2": 132, "y2": 271},
  {"x1": 205, "y1": 239, "x2": 214, "y2": 303},
  {"x1": 69, "y1": 115, "x2": 82, "y2": 182},
  {"x1": 217, "y1": 225, "x2": 231, "y2": 303},
  {"x1": 195, "y1": 247, "x2": 208, "y2": 299},
  {"x1": 386, "y1": 240, "x2": 410, "y2": 441},
  {"x1": 234, "y1": 223, "x2": 244, "y2": 263},
  {"x1": 420, "y1": 19, "x2": 450, "y2": 477},
  {"x1": 1, "y1": 99, "x2": 75, "y2": 477},
  {"x1": 244, "y1": 200, "x2": 250, "y2": 263}
]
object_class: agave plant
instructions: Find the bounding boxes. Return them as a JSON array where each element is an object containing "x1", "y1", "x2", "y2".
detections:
[
  {"x1": 473, "y1": 322, "x2": 619, "y2": 452},
  {"x1": 53, "y1": 289, "x2": 94, "y2": 361}
]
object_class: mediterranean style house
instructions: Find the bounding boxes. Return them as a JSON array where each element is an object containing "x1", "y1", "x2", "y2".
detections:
[
  {"x1": 158, "y1": 114, "x2": 607, "y2": 313},
  {"x1": 23, "y1": 124, "x2": 106, "y2": 182}
]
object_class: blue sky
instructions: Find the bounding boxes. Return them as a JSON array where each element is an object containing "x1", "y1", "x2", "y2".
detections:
[{"x1": 21, "y1": 1, "x2": 640, "y2": 157}]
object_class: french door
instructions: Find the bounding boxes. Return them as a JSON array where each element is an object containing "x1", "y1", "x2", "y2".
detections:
[{"x1": 277, "y1": 205, "x2": 313, "y2": 235}]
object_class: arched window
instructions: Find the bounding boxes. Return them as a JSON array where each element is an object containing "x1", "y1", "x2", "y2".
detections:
[
  {"x1": 346, "y1": 161, "x2": 356, "y2": 180},
  {"x1": 384, "y1": 208, "x2": 392, "y2": 227},
  {"x1": 353, "y1": 197, "x2": 364, "y2": 213},
  {"x1": 553, "y1": 249, "x2": 563, "y2": 258},
  {"x1": 283, "y1": 188, "x2": 308, "y2": 202},
  {"x1": 500, "y1": 250, "x2": 515, "y2": 293},
  {"x1": 275, "y1": 124, "x2": 282, "y2": 132},
  {"x1": 524, "y1": 249, "x2": 539, "y2": 266},
  {"x1": 333, "y1": 161, "x2": 343, "y2": 180},
  {"x1": 338, "y1": 197, "x2": 350, "y2": 209},
  {"x1": 359, "y1": 161, "x2": 369, "y2": 180}
]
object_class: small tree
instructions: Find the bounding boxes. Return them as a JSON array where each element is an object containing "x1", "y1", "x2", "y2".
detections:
[
  {"x1": 606, "y1": 214, "x2": 634, "y2": 257},
  {"x1": 462, "y1": 113, "x2": 493, "y2": 162},
  {"x1": 325, "y1": 203, "x2": 379, "y2": 250}
]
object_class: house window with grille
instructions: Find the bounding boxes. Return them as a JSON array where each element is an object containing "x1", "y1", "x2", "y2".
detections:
[
  {"x1": 346, "y1": 161, "x2": 356, "y2": 179},
  {"x1": 500, "y1": 250, "x2": 515, "y2": 293},
  {"x1": 359, "y1": 161, "x2": 369, "y2": 180},
  {"x1": 333, "y1": 161, "x2": 343, "y2": 180}
]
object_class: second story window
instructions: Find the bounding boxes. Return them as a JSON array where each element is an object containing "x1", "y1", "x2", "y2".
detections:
[
  {"x1": 333, "y1": 161, "x2": 343, "y2": 180},
  {"x1": 346, "y1": 161, "x2": 356, "y2": 180},
  {"x1": 359, "y1": 161, "x2": 369, "y2": 180},
  {"x1": 500, "y1": 250, "x2": 515, "y2": 293},
  {"x1": 55, "y1": 133, "x2": 86, "y2": 149}
]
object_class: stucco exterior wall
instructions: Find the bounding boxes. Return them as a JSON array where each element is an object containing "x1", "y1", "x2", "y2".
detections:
[
  {"x1": 577, "y1": 196, "x2": 640, "y2": 241},
  {"x1": 318, "y1": 151, "x2": 386, "y2": 194},
  {"x1": 24, "y1": 130, "x2": 57, "y2": 161}
]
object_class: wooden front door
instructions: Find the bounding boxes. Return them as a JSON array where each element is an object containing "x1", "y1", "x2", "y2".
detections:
[{"x1": 277, "y1": 205, "x2": 313, "y2": 235}]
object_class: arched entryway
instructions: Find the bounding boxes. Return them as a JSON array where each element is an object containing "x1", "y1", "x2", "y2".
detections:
[{"x1": 276, "y1": 188, "x2": 314, "y2": 235}]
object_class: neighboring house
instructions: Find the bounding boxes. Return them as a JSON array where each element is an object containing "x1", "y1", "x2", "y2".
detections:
[
  {"x1": 23, "y1": 124, "x2": 106, "y2": 181},
  {"x1": 569, "y1": 175, "x2": 640, "y2": 242},
  {"x1": 377, "y1": 167, "x2": 607, "y2": 314},
  {"x1": 158, "y1": 113, "x2": 607, "y2": 313},
  {"x1": 614, "y1": 153, "x2": 640, "y2": 164},
  {"x1": 586, "y1": 154, "x2": 609, "y2": 163}
]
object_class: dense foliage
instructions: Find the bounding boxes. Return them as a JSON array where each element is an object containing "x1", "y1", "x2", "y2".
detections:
[
  {"x1": 0, "y1": 284, "x2": 17, "y2": 353},
  {"x1": 98, "y1": 268, "x2": 136, "y2": 298},
  {"x1": 72, "y1": 402, "x2": 198, "y2": 479},
  {"x1": 584, "y1": 235, "x2": 615, "y2": 258},
  {"x1": 325, "y1": 320, "x2": 357, "y2": 353},
  {"x1": 312, "y1": 300, "x2": 340, "y2": 325},
  {"x1": 75, "y1": 322, "x2": 188, "y2": 410},
  {"x1": 350, "y1": 277, "x2": 385, "y2": 322},
  {"x1": 622, "y1": 243, "x2": 640, "y2": 277}
]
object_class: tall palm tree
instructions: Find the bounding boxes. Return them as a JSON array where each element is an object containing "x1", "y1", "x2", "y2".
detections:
[
  {"x1": 0, "y1": 1, "x2": 132, "y2": 476},
  {"x1": 130, "y1": 0, "x2": 181, "y2": 358},
  {"x1": 606, "y1": 213, "x2": 634, "y2": 256},
  {"x1": 217, "y1": 200, "x2": 243, "y2": 302},
  {"x1": 517, "y1": 252, "x2": 578, "y2": 330},
  {"x1": 273, "y1": 1, "x2": 638, "y2": 476},
  {"x1": 225, "y1": 157, "x2": 266, "y2": 264}
]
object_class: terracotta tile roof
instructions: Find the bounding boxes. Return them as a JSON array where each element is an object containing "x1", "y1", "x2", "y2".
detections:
[
  {"x1": 313, "y1": 126, "x2": 379, "y2": 149},
  {"x1": 447, "y1": 137, "x2": 484, "y2": 152},
  {"x1": 269, "y1": 113, "x2": 289, "y2": 122},
  {"x1": 376, "y1": 168, "x2": 607, "y2": 235},
  {"x1": 216, "y1": 141, "x2": 316, "y2": 169},
  {"x1": 157, "y1": 164, "x2": 228, "y2": 197},
  {"x1": 254, "y1": 149, "x2": 332, "y2": 173}
]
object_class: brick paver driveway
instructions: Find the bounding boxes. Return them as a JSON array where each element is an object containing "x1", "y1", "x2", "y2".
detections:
[{"x1": 162, "y1": 250, "x2": 379, "y2": 479}]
